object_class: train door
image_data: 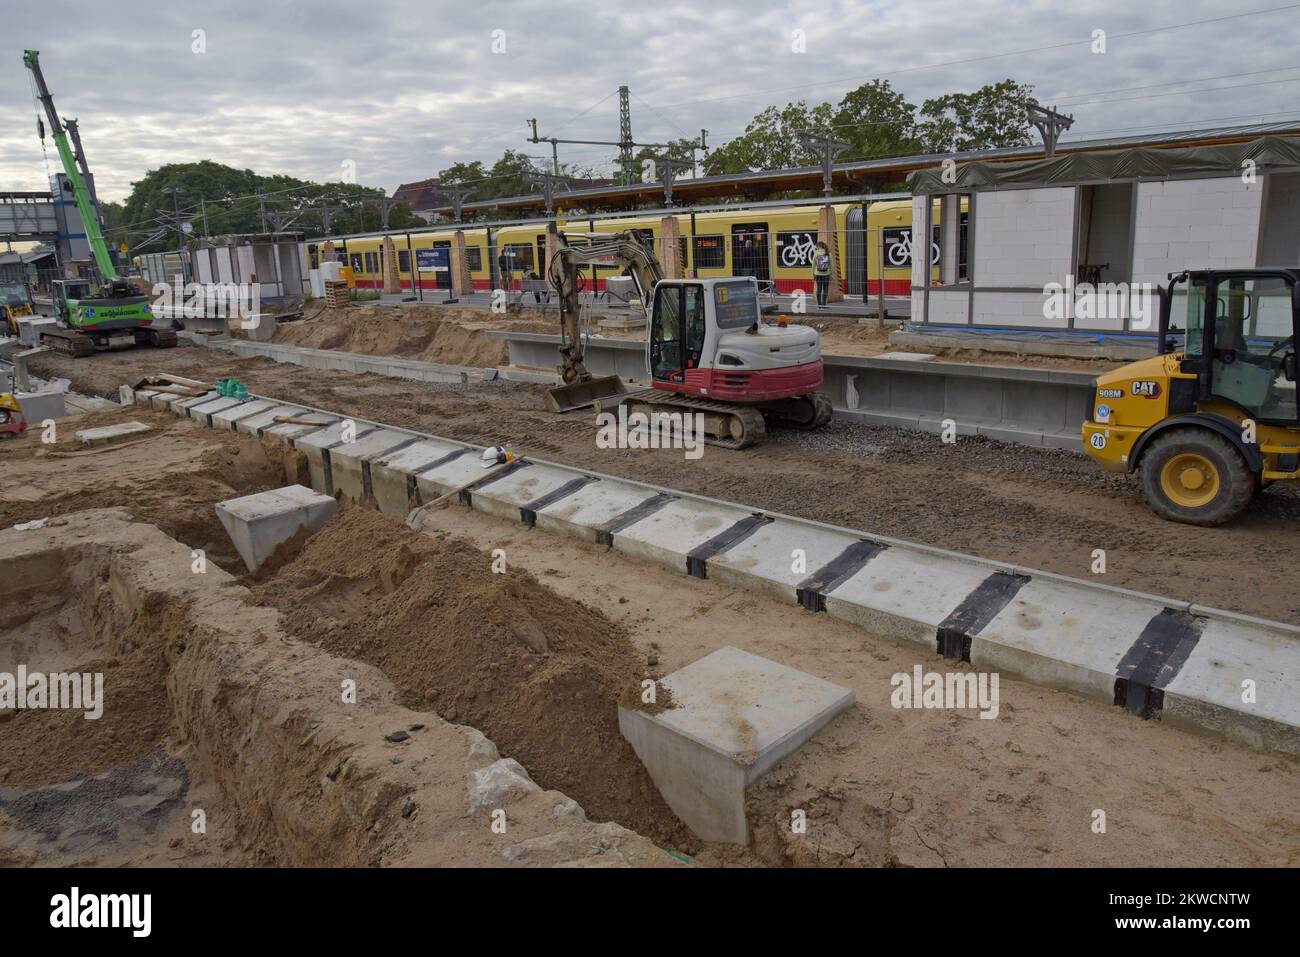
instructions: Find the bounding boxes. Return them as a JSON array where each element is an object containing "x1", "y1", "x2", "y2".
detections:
[
  {"x1": 730, "y1": 222, "x2": 770, "y2": 281},
  {"x1": 846, "y1": 207, "x2": 866, "y2": 297}
]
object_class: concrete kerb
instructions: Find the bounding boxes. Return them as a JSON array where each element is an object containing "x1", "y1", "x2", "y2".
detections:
[{"x1": 129, "y1": 384, "x2": 1300, "y2": 756}]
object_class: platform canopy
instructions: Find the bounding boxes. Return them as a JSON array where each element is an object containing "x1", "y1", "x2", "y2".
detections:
[{"x1": 908, "y1": 134, "x2": 1300, "y2": 194}]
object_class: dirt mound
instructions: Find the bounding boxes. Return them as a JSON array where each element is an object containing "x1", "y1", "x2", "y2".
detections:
[
  {"x1": 273, "y1": 305, "x2": 554, "y2": 368},
  {"x1": 249, "y1": 506, "x2": 694, "y2": 850}
]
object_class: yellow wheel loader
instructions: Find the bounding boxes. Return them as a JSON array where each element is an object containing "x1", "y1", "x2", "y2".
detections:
[
  {"x1": 1083, "y1": 269, "x2": 1299, "y2": 525},
  {"x1": 1, "y1": 280, "x2": 35, "y2": 335}
]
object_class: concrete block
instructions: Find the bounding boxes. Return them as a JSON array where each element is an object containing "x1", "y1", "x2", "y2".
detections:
[
  {"x1": 171, "y1": 391, "x2": 219, "y2": 417},
  {"x1": 970, "y1": 578, "x2": 1166, "y2": 702},
  {"x1": 706, "y1": 518, "x2": 862, "y2": 603},
  {"x1": 415, "y1": 451, "x2": 491, "y2": 500},
  {"x1": 369, "y1": 438, "x2": 467, "y2": 517},
  {"x1": 327, "y1": 428, "x2": 417, "y2": 505},
  {"x1": 16, "y1": 317, "x2": 58, "y2": 347},
  {"x1": 235, "y1": 404, "x2": 319, "y2": 437},
  {"x1": 534, "y1": 480, "x2": 662, "y2": 543},
  {"x1": 1162, "y1": 616, "x2": 1300, "y2": 756},
  {"x1": 74, "y1": 421, "x2": 151, "y2": 446},
  {"x1": 214, "y1": 484, "x2": 338, "y2": 572},
  {"x1": 465, "y1": 461, "x2": 584, "y2": 523},
  {"x1": 14, "y1": 390, "x2": 66, "y2": 422},
  {"x1": 612, "y1": 497, "x2": 752, "y2": 574},
  {"x1": 294, "y1": 421, "x2": 375, "y2": 494},
  {"x1": 618, "y1": 646, "x2": 854, "y2": 844},
  {"x1": 186, "y1": 395, "x2": 245, "y2": 427},
  {"x1": 210, "y1": 398, "x2": 277, "y2": 430},
  {"x1": 824, "y1": 548, "x2": 995, "y2": 648}
]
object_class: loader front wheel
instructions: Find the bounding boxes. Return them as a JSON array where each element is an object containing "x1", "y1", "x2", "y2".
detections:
[{"x1": 1139, "y1": 428, "x2": 1254, "y2": 526}]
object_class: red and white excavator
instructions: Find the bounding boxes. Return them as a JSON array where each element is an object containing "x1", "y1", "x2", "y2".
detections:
[{"x1": 543, "y1": 224, "x2": 832, "y2": 448}]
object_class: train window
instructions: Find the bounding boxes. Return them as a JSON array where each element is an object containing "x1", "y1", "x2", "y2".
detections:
[
  {"x1": 365, "y1": 252, "x2": 380, "y2": 273},
  {"x1": 398, "y1": 250, "x2": 411, "y2": 273},
  {"x1": 465, "y1": 247, "x2": 483, "y2": 272},
  {"x1": 730, "y1": 223, "x2": 770, "y2": 281},
  {"x1": 693, "y1": 235, "x2": 725, "y2": 269},
  {"x1": 350, "y1": 253, "x2": 363, "y2": 273},
  {"x1": 501, "y1": 244, "x2": 533, "y2": 272}
]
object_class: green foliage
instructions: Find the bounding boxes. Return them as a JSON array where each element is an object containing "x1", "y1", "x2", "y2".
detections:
[
  {"x1": 703, "y1": 79, "x2": 1034, "y2": 177},
  {"x1": 116, "y1": 160, "x2": 421, "y2": 252}
]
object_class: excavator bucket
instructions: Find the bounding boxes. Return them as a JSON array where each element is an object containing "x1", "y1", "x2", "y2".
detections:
[{"x1": 544, "y1": 375, "x2": 628, "y2": 414}]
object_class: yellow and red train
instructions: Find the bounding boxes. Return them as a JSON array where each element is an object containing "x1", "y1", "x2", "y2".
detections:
[{"x1": 307, "y1": 199, "x2": 961, "y2": 298}]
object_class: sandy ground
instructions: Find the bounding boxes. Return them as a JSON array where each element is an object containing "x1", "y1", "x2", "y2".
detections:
[
  {"x1": 422, "y1": 503, "x2": 1300, "y2": 867},
  {"x1": 14, "y1": 340, "x2": 1300, "y2": 624},
  {"x1": 2, "y1": 399, "x2": 1296, "y2": 867}
]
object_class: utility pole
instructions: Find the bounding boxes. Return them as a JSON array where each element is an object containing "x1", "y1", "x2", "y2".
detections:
[
  {"x1": 799, "y1": 133, "x2": 852, "y2": 196},
  {"x1": 690, "y1": 129, "x2": 708, "y2": 178},
  {"x1": 653, "y1": 157, "x2": 694, "y2": 207},
  {"x1": 366, "y1": 196, "x2": 403, "y2": 230},
  {"x1": 526, "y1": 88, "x2": 705, "y2": 188},
  {"x1": 526, "y1": 171, "x2": 571, "y2": 216},
  {"x1": 256, "y1": 190, "x2": 268, "y2": 233},
  {"x1": 1027, "y1": 103, "x2": 1074, "y2": 156},
  {"x1": 443, "y1": 186, "x2": 476, "y2": 223}
]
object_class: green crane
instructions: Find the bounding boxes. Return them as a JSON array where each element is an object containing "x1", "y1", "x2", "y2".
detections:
[{"x1": 22, "y1": 49, "x2": 175, "y2": 356}]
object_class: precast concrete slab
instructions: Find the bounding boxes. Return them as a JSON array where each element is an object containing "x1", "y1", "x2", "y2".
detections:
[
  {"x1": 215, "y1": 484, "x2": 338, "y2": 572},
  {"x1": 612, "y1": 496, "x2": 754, "y2": 576},
  {"x1": 706, "y1": 517, "x2": 866, "y2": 603},
  {"x1": 262, "y1": 411, "x2": 339, "y2": 441},
  {"x1": 170, "y1": 391, "x2": 219, "y2": 417},
  {"x1": 1164, "y1": 616, "x2": 1300, "y2": 754},
  {"x1": 464, "y1": 461, "x2": 591, "y2": 524},
  {"x1": 185, "y1": 395, "x2": 245, "y2": 427},
  {"x1": 414, "y1": 450, "x2": 490, "y2": 500},
  {"x1": 370, "y1": 438, "x2": 469, "y2": 517},
  {"x1": 533, "y1": 479, "x2": 663, "y2": 543},
  {"x1": 75, "y1": 421, "x2": 151, "y2": 446},
  {"x1": 823, "y1": 547, "x2": 998, "y2": 649},
  {"x1": 210, "y1": 398, "x2": 277, "y2": 430},
  {"x1": 294, "y1": 421, "x2": 377, "y2": 494},
  {"x1": 235, "y1": 404, "x2": 320, "y2": 437},
  {"x1": 327, "y1": 428, "x2": 420, "y2": 505},
  {"x1": 970, "y1": 578, "x2": 1170, "y2": 702},
  {"x1": 618, "y1": 646, "x2": 855, "y2": 844}
]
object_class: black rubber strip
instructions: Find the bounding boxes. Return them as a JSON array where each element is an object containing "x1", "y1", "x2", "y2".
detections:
[
  {"x1": 686, "y1": 513, "x2": 774, "y2": 580},
  {"x1": 520, "y1": 476, "x2": 599, "y2": 528},
  {"x1": 360, "y1": 438, "x2": 422, "y2": 503},
  {"x1": 1113, "y1": 608, "x2": 1206, "y2": 719},
  {"x1": 796, "y1": 539, "x2": 890, "y2": 613},
  {"x1": 936, "y1": 571, "x2": 1031, "y2": 662},
  {"x1": 595, "y1": 493, "x2": 676, "y2": 547},
  {"x1": 458, "y1": 458, "x2": 530, "y2": 506},
  {"x1": 413, "y1": 446, "x2": 474, "y2": 474}
]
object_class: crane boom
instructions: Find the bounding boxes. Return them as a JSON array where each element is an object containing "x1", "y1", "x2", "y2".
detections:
[{"x1": 23, "y1": 49, "x2": 117, "y2": 280}]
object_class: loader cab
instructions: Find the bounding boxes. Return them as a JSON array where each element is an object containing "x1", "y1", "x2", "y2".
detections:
[{"x1": 1161, "y1": 269, "x2": 1299, "y2": 424}]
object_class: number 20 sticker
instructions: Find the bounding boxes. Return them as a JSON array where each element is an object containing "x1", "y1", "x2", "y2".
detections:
[{"x1": 1090, "y1": 432, "x2": 1108, "y2": 450}]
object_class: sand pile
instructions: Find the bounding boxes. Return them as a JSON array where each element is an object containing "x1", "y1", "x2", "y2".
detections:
[
  {"x1": 249, "y1": 506, "x2": 693, "y2": 849},
  {"x1": 273, "y1": 306, "x2": 554, "y2": 368}
]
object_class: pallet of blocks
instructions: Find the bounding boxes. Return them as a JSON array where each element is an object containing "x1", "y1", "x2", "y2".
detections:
[{"x1": 324, "y1": 280, "x2": 350, "y2": 308}]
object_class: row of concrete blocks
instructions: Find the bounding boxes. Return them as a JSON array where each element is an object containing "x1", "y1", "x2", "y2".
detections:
[{"x1": 127, "y1": 384, "x2": 1300, "y2": 757}]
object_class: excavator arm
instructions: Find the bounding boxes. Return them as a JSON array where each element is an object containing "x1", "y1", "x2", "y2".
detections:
[{"x1": 545, "y1": 223, "x2": 663, "y2": 385}]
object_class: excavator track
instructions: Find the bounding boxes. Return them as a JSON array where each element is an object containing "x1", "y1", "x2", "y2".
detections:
[
  {"x1": 619, "y1": 389, "x2": 768, "y2": 450},
  {"x1": 762, "y1": 392, "x2": 834, "y2": 431},
  {"x1": 39, "y1": 327, "x2": 95, "y2": 358},
  {"x1": 136, "y1": 326, "x2": 178, "y2": 348}
]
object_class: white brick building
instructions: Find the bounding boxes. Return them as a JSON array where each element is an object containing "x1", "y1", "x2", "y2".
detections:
[{"x1": 907, "y1": 136, "x2": 1300, "y2": 335}]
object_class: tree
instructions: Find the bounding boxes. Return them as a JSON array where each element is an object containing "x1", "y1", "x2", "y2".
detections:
[
  {"x1": 918, "y1": 79, "x2": 1034, "y2": 154},
  {"x1": 833, "y1": 79, "x2": 922, "y2": 161},
  {"x1": 703, "y1": 100, "x2": 836, "y2": 175}
]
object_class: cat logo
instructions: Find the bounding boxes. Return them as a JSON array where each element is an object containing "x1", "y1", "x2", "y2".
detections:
[{"x1": 1131, "y1": 380, "x2": 1162, "y2": 399}]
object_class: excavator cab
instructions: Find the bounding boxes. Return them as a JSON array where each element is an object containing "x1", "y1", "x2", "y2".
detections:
[{"x1": 1083, "y1": 268, "x2": 1300, "y2": 524}]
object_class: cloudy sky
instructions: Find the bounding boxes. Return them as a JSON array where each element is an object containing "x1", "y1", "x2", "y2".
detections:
[{"x1": 2, "y1": 0, "x2": 1299, "y2": 205}]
